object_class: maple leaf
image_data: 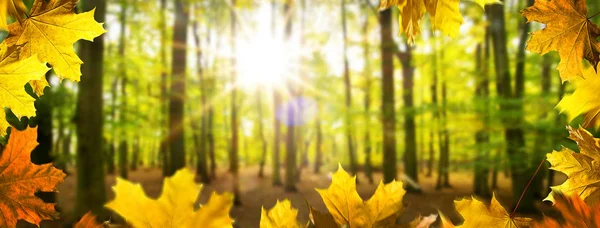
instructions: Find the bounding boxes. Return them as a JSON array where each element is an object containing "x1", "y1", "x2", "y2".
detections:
[
  {"x1": 545, "y1": 126, "x2": 600, "y2": 205},
  {"x1": 4, "y1": 0, "x2": 105, "y2": 95},
  {"x1": 260, "y1": 200, "x2": 303, "y2": 228},
  {"x1": 379, "y1": 0, "x2": 463, "y2": 42},
  {"x1": 522, "y1": 0, "x2": 600, "y2": 81},
  {"x1": 425, "y1": 0, "x2": 463, "y2": 37},
  {"x1": 556, "y1": 68, "x2": 600, "y2": 128},
  {"x1": 440, "y1": 193, "x2": 532, "y2": 227},
  {"x1": 0, "y1": 127, "x2": 66, "y2": 227},
  {"x1": 408, "y1": 214, "x2": 437, "y2": 228},
  {"x1": 105, "y1": 168, "x2": 234, "y2": 228},
  {"x1": 473, "y1": 0, "x2": 501, "y2": 8},
  {"x1": 314, "y1": 164, "x2": 405, "y2": 227},
  {"x1": 534, "y1": 192, "x2": 600, "y2": 227},
  {"x1": 74, "y1": 212, "x2": 106, "y2": 228},
  {"x1": 0, "y1": 0, "x2": 26, "y2": 30},
  {"x1": 0, "y1": 44, "x2": 49, "y2": 136}
]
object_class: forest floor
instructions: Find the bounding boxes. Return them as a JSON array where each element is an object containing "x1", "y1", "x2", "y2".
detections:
[{"x1": 35, "y1": 165, "x2": 561, "y2": 227}]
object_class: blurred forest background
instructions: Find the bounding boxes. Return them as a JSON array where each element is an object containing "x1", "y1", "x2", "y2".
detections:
[{"x1": 3, "y1": 0, "x2": 600, "y2": 227}]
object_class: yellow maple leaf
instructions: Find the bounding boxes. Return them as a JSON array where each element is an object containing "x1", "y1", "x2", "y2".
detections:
[
  {"x1": 379, "y1": 0, "x2": 463, "y2": 42},
  {"x1": 425, "y1": 0, "x2": 463, "y2": 37},
  {"x1": 545, "y1": 126, "x2": 600, "y2": 205},
  {"x1": 473, "y1": 0, "x2": 501, "y2": 8},
  {"x1": 260, "y1": 200, "x2": 303, "y2": 228},
  {"x1": 315, "y1": 164, "x2": 405, "y2": 227},
  {"x1": 0, "y1": 0, "x2": 26, "y2": 30},
  {"x1": 4, "y1": 0, "x2": 105, "y2": 95},
  {"x1": 522, "y1": 0, "x2": 600, "y2": 82},
  {"x1": 534, "y1": 192, "x2": 600, "y2": 228},
  {"x1": 105, "y1": 168, "x2": 234, "y2": 228},
  {"x1": 440, "y1": 193, "x2": 532, "y2": 227},
  {"x1": 0, "y1": 127, "x2": 66, "y2": 227},
  {"x1": 0, "y1": 44, "x2": 49, "y2": 136},
  {"x1": 556, "y1": 68, "x2": 600, "y2": 128}
]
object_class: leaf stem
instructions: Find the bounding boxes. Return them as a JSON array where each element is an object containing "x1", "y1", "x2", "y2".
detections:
[
  {"x1": 510, "y1": 158, "x2": 546, "y2": 218},
  {"x1": 588, "y1": 12, "x2": 600, "y2": 20}
]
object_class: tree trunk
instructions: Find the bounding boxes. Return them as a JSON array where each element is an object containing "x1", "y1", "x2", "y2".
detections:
[
  {"x1": 488, "y1": 0, "x2": 535, "y2": 213},
  {"x1": 341, "y1": 0, "x2": 357, "y2": 176},
  {"x1": 531, "y1": 52, "x2": 552, "y2": 199},
  {"x1": 192, "y1": 19, "x2": 210, "y2": 183},
  {"x1": 159, "y1": 0, "x2": 169, "y2": 177},
  {"x1": 117, "y1": 2, "x2": 128, "y2": 179},
  {"x1": 399, "y1": 42, "x2": 419, "y2": 191},
  {"x1": 74, "y1": 0, "x2": 107, "y2": 218},
  {"x1": 428, "y1": 35, "x2": 438, "y2": 178},
  {"x1": 362, "y1": 15, "x2": 373, "y2": 183},
  {"x1": 229, "y1": 0, "x2": 242, "y2": 205},
  {"x1": 548, "y1": 74, "x2": 564, "y2": 192},
  {"x1": 473, "y1": 26, "x2": 492, "y2": 197},
  {"x1": 283, "y1": 0, "x2": 297, "y2": 192},
  {"x1": 379, "y1": 8, "x2": 396, "y2": 184},
  {"x1": 167, "y1": 0, "x2": 189, "y2": 175},
  {"x1": 270, "y1": 0, "x2": 283, "y2": 186},
  {"x1": 315, "y1": 115, "x2": 323, "y2": 174},
  {"x1": 107, "y1": 77, "x2": 118, "y2": 175},
  {"x1": 257, "y1": 89, "x2": 268, "y2": 178}
]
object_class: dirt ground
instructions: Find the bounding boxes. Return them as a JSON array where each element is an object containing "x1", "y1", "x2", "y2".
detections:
[{"x1": 33, "y1": 165, "x2": 560, "y2": 227}]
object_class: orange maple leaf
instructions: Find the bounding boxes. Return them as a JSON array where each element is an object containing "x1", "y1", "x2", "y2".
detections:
[
  {"x1": 0, "y1": 127, "x2": 66, "y2": 227},
  {"x1": 534, "y1": 192, "x2": 600, "y2": 227},
  {"x1": 74, "y1": 212, "x2": 106, "y2": 228}
]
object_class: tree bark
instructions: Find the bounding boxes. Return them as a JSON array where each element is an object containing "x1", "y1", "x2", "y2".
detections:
[
  {"x1": 341, "y1": 0, "x2": 357, "y2": 176},
  {"x1": 474, "y1": 26, "x2": 492, "y2": 197},
  {"x1": 192, "y1": 18, "x2": 210, "y2": 183},
  {"x1": 229, "y1": 0, "x2": 242, "y2": 205},
  {"x1": 361, "y1": 14, "x2": 373, "y2": 183},
  {"x1": 167, "y1": 0, "x2": 189, "y2": 175},
  {"x1": 117, "y1": 1, "x2": 128, "y2": 179},
  {"x1": 257, "y1": 89, "x2": 268, "y2": 178},
  {"x1": 74, "y1": 0, "x2": 107, "y2": 219},
  {"x1": 379, "y1": 8, "x2": 396, "y2": 184},
  {"x1": 159, "y1": 0, "x2": 170, "y2": 177},
  {"x1": 283, "y1": 0, "x2": 297, "y2": 192},
  {"x1": 488, "y1": 0, "x2": 535, "y2": 212},
  {"x1": 398, "y1": 42, "x2": 419, "y2": 191},
  {"x1": 270, "y1": 0, "x2": 283, "y2": 187}
]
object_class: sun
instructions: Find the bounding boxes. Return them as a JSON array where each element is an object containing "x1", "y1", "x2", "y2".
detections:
[{"x1": 237, "y1": 35, "x2": 288, "y2": 91}]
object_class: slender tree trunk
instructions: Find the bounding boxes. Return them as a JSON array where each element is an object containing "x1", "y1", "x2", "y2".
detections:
[
  {"x1": 362, "y1": 15, "x2": 373, "y2": 183},
  {"x1": 428, "y1": 36, "x2": 438, "y2": 178},
  {"x1": 107, "y1": 77, "x2": 118, "y2": 175},
  {"x1": 167, "y1": 0, "x2": 189, "y2": 175},
  {"x1": 159, "y1": 0, "x2": 169, "y2": 177},
  {"x1": 131, "y1": 138, "x2": 140, "y2": 171},
  {"x1": 283, "y1": 0, "x2": 298, "y2": 192},
  {"x1": 548, "y1": 74, "x2": 564, "y2": 192},
  {"x1": 341, "y1": 0, "x2": 357, "y2": 176},
  {"x1": 314, "y1": 115, "x2": 323, "y2": 174},
  {"x1": 531, "y1": 53, "x2": 552, "y2": 199},
  {"x1": 257, "y1": 89, "x2": 268, "y2": 178},
  {"x1": 206, "y1": 27, "x2": 217, "y2": 180},
  {"x1": 271, "y1": 0, "x2": 283, "y2": 186},
  {"x1": 474, "y1": 26, "x2": 492, "y2": 197},
  {"x1": 117, "y1": 2, "x2": 128, "y2": 179},
  {"x1": 398, "y1": 42, "x2": 419, "y2": 191},
  {"x1": 74, "y1": 0, "x2": 107, "y2": 219},
  {"x1": 379, "y1": 8, "x2": 396, "y2": 184},
  {"x1": 229, "y1": 0, "x2": 242, "y2": 205},
  {"x1": 192, "y1": 19, "x2": 210, "y2": 183},
  {"x1": 488, "y1": 0, "x2": 535, "y2": 213}
]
